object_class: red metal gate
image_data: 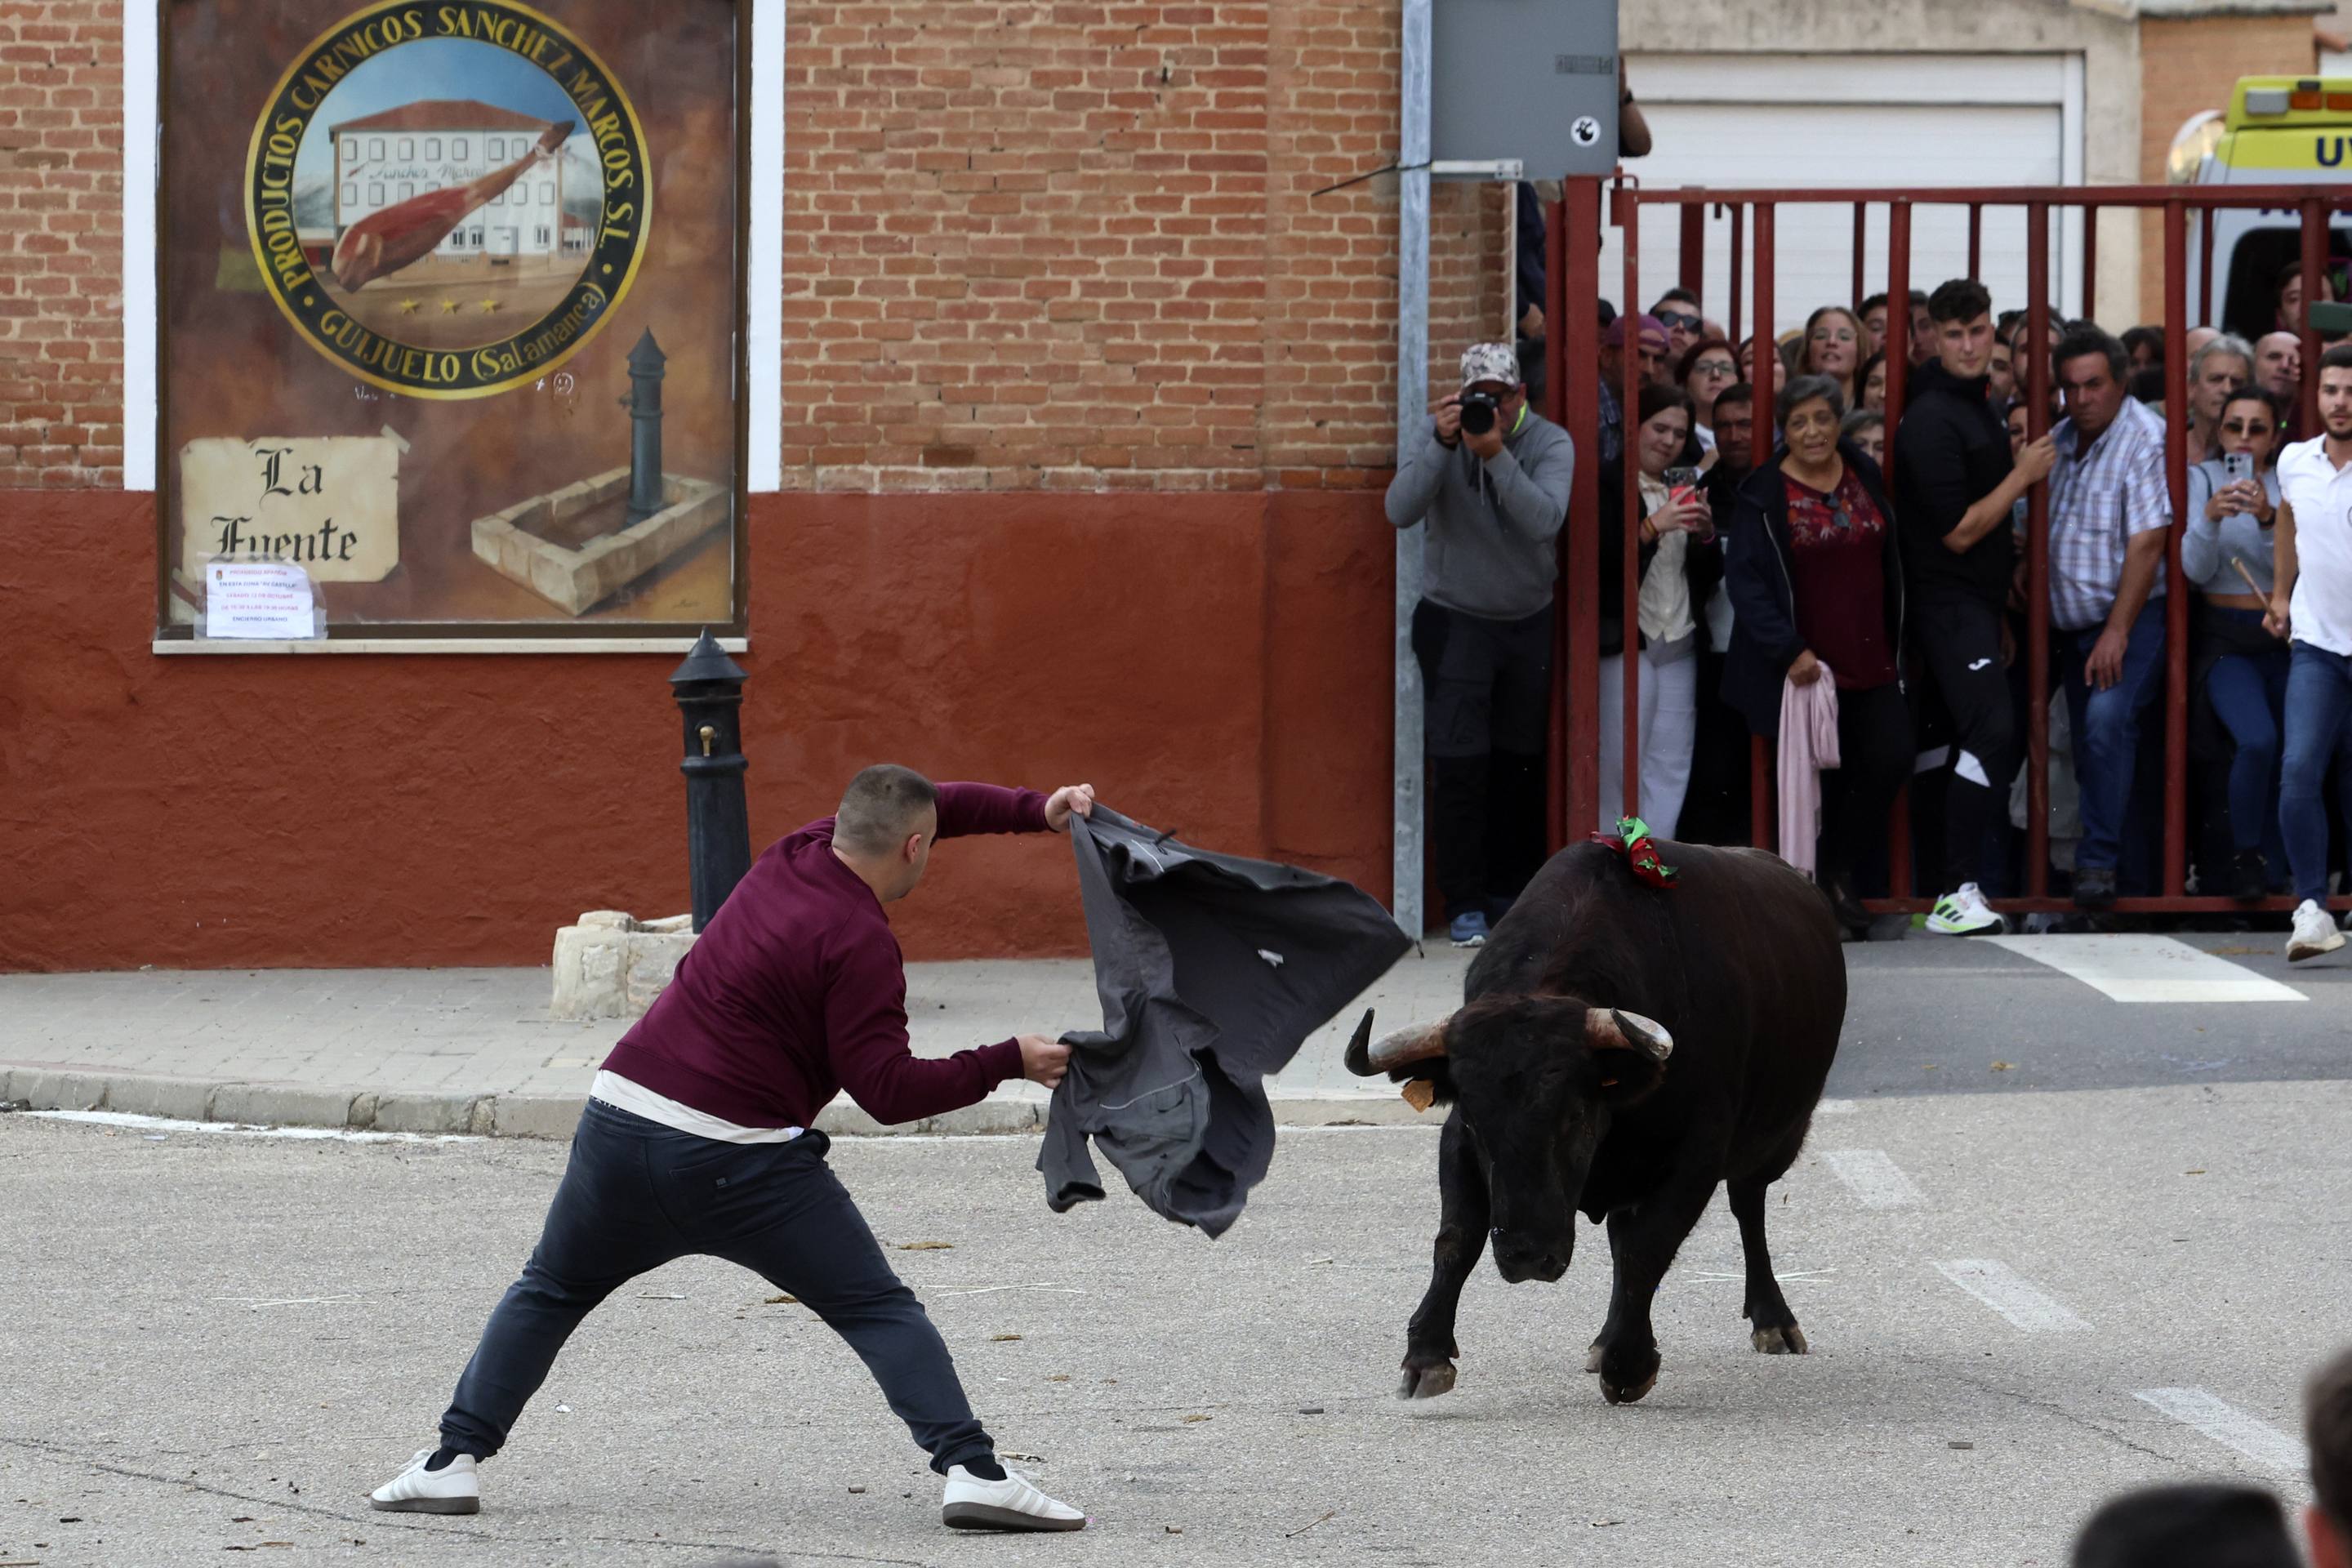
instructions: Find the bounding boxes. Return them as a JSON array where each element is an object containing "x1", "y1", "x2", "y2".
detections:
[{"x1": 1541, "y1": 176, "x2": 2352, "y2": 915}]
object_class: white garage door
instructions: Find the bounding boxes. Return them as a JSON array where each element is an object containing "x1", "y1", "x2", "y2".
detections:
[{"x1": 1598, "y1": 54, "x2": 2084, "y2": 336}]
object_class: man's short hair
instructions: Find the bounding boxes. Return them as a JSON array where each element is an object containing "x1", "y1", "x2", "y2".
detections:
[
  {"x1": 2071, "y1": 1483, "x2": 2298, "y2": 1568},
  {"x1": 2192, "y1": 333, "x2": 2256, "y2": 382},
  {"x1": 835, "y1": 764, "x2": 940, "y2": 856},
  {"x1": 2122, "y1": 325, "x2": 2165, "y2": 365},
  {"x1": 1928, "y1": 278, "x2": 1993, "y2": 324},
  {"x1": 2055, "y1": 325, "x2": 2129, "y2": 382},
  {"x1": 1654, "y1": 286, "x2": 1699, "y2": 309},
  {"x1": 1777, "y1": 373, "x2": 1847, "y2": 429},
  {"x1": 2322, "y1": 340, "x2": 2352, "y2": 375},
  {"x1": 1713, "y1": 381, "x2": 1755, "y2": 412},
  {"x1": 2311, "y1": 1343, "x2": 2352, "y2": 1531}
]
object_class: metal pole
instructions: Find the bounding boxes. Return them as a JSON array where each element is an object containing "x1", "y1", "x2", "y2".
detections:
[
  {"x1": 1968, "y1": 203, "x2": 1982, "y2": 281},
  {"x1": 1679, "y1": 197, "x2": 1705, "y2": 299},
  {"x1": 1751, "y1": 202, "x2": 1777, "y2": 853},
  {"x1": 2198, "y1": 207, "x2": 2215, "y2": 323},
  {"x1": 2082, "y1": 205, "x2": 2100, "y2": 327},
  {"x1": 1390, "y1": 0, "x2": 1431, "y2": 937},
  {"x1": 2163, "y1": 199, "x2": 2190, "y2": 897},
  {"x1": 1728, "y1": 204, "x2": 1746, "y2": 348},
  {"x1": 2302, "y1": 197, "x2": 2327, "y2": 439},
  {"x1": 2025, "y1": 204, "x2": 2053, "y2": 900},
  {"x1": 1884, "y1": 199, "x2": 1913, "y2": 899},
  {"x1": 1851, "y1": 202, "x2": 1866, "y2": 310},
  {"x1": 669, "y1": 630, "x2": 753, "y2": 932},
  {"x1": 625, "y1": 329, "x2": 668, "y2": 526},
  {"x1": 1619, "y1": 184, "x2": 1643, "y2": 826},
  {"x1": 1561, "y1": 180, "x2": 1605, "y2": 849}
]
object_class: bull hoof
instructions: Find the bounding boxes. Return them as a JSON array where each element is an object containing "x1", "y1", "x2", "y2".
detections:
[
  {"x1": 1751, "y1": 1324, "x2": 1810, "y2": 1356},
  {"x1": 1396, "y1": 1360, "x2": 1458, "y2": 1401},
  {"x1": 1584, "y1": 1342, "x2": 1603, "y2": 1374},
  {"x1": 1600, "y1": 1368, "x2": 1659, "y2": 1405}
]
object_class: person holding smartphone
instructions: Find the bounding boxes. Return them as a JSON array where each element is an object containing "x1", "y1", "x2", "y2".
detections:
[{"x1": 2185, "y1": 388, "x2": 2289, "y2": 902}]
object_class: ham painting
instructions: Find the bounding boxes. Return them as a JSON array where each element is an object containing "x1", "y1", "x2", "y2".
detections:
[{"x1": 330, "y1": 119, "x2": 575, "y2": 290}]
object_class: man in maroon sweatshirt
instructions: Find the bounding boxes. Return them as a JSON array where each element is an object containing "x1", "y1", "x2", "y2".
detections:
[{"x1": 371, "y1": 765, "x2": 1094, "y2": 1532}]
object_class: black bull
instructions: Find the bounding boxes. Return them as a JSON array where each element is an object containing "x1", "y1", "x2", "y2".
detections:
[{"x1": 1346, "y1": 840, "x2": 1846, "y2": 1405}]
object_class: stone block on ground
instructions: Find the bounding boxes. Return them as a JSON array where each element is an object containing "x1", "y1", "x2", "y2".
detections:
[{"x1": 550, "y1": 910, "x2": 696, "y2": 1020}]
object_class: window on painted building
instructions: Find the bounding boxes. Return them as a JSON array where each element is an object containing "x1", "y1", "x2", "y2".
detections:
[
  {"x1": 398, "y1": 136, "x2": 413, "y2": 160},
  {"x1": 540, "y1": 182, "x2": 554, "y2": 206},
  {"x1": 341, "y1": 136, "x2": 358, "y2": 163},
  {"x1": 341, "y1": 182, "x2": 356, "y2": 207},
  {"x1": 452, "y1": 137, "x2": 468, "y2": 160},
  {"x1": 470, "y1": 226, "x2": 483, "y2": 245},
  {"x1": 368, "y1": 181, "x2": 383, "y2": 205},
  {"x1": 425, "y1": 136, "x2": 440, "y2": 160},
  {"x1": 488, "y1": 136, "x2": 506, "y2": 159},
  {"x1": 397, "y1": 181, "x2": 413, "y2": 202},
  {"x1": 369, "y1": 136, "x2": 384, "y2": 160}
]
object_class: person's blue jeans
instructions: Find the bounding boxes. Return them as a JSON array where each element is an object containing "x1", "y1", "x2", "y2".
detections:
[
  {"x1": 2279, "y1": 640, "x2": 2352, "y2": 904},
  {"x1": 2203, "y1": 621, "x2": 2291, "y2": 867},
  {"x1": 438, "y1": 1100, "x2": 994, "y2": 1472},
  {"x1": 2060, "y1": 599, "x2": 2168, "y2": 880}
]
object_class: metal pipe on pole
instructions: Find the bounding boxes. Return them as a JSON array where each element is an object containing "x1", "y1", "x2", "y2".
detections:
[
  {"x1": 2025, "y1": 203, "x2": 2053, "y2": 900},
  {"x1": 1389, "y1": 0, "x2": 1432, "y2": 938},
  {"x1": 1561, "y1": 180, "x2": 1606, "y2": 849},
  {"x1": 1619, "y1": 181, "x2": 1644, "y2": 823},
  {"x1": 2163, "y1": 199, "x2": 2190, "y2": 897},
  {"x1": 1749, "y1": 201, "x2": 1777, "y2": 853}
]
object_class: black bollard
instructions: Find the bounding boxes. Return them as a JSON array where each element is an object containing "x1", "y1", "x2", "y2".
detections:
[
  {"x1": 669, "y1": 629, "x2": 751, "y2": 932},
  {"x1": 625, "y1": 328, "x2": 667, "y2": 526}
]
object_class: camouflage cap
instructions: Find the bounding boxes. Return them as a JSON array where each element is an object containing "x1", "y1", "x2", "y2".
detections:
[{"x1": 1459, "y1": 341, "x2": 1521, "y2": 390}]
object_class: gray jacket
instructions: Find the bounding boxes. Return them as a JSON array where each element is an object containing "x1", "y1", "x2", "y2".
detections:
[
  {"x1": 1042, "y1": 806, "x2": 1411, "y2": 1237},
  {"x1": 1384, "y1": 408, "x2": 1575, "y2": 620}
]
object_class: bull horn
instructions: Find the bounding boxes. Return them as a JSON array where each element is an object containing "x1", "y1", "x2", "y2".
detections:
[
  {"x1": 1343, "y1": 1009, "x2": 1450, "y2": 1076},
  {"x1": 1588, "y1": 1008, "x2": 1673, "y2": 1063}
]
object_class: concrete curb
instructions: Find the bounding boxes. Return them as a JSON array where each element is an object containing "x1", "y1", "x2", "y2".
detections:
[{"x1": 0, "y1": 1064, "x2": 1437, "y2": 1138}]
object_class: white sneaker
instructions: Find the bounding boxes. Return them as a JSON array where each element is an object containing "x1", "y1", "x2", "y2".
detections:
[
  {"x1": 1927, "y1": 883, "x2": 2007, "y2": 936},
  {"x1": 2287, "y1": 900, "x2": 2346, "y2": 963},
  {"x1": 368, "y1": 1447, "x2": 480, "y2": 1514},
  {"x1": 941, "y1": 1463, "x2": 1086, "y2": 1532}
]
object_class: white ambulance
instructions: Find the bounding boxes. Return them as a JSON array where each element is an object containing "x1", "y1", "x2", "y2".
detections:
[{"x1": 2173, "y1": 77, "x2": 2352, "y2": 340}]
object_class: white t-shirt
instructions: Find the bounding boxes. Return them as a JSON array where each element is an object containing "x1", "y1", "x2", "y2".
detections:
[
  {"x1": 590, "y1": 1069, "x2": 804, "y2": 1144},
  {"x1": 2274, "y1": 435, "x2": 2352, "y2": 657}
]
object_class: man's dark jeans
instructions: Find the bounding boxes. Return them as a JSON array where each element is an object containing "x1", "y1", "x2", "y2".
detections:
[
  {"x1": 439, "y1": 1099, "x2": 993, "y2": 1473},
  {"x1": 2280, "y1": 640, "x2": 2352, "y2": 904},
  {"x1": 2060, "y1": 599, "x2": 2167, "y2": 885}
]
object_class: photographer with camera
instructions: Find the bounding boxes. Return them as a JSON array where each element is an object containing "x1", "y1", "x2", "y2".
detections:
[{"x1": 1386, "y1": 342, "x2": 1576, "y2": 947}]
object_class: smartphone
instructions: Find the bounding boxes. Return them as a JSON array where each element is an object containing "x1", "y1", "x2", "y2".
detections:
[
  {"x1": 2221, "y1": 452, "x2": 2253, "y2": 487},
  {"x1": 1664, "y1": 465, "x2": 1699, "y2": 508}
]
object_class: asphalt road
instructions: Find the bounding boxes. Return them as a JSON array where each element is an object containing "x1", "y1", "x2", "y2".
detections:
[{"x1": 4, "y1": 941, "x2": 2349, "y2": 1568}]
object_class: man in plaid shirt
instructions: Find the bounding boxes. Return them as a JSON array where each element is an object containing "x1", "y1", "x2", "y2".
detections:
[{"x1": 2047, "y1": 325, "x2": 2173, "y2": 909}]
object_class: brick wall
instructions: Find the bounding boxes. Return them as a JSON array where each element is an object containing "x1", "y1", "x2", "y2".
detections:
[
  {"x1": 0, "y1": 0, "x2": 123, "y2": 488},
  {"x1": 2136, "y1": 13, "x2": 2315, "y2": 324},
  {"x1": 779, "y1": 0, "x2": 1508, "y2": 495}
]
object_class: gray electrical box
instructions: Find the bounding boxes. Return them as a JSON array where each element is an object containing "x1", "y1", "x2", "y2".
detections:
[{"x1": 1432, "y1": 0, "x2": 1619, "y2": 179}]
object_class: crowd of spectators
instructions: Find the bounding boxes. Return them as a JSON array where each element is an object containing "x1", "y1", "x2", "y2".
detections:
[{"x1": 1389, "y1": 257, "x2": 2352, "y2": 960}]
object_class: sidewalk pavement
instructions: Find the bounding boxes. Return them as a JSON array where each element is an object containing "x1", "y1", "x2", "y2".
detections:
[{"x1": 0, "y1": 948, "x2": 1475, "y2": 1138}]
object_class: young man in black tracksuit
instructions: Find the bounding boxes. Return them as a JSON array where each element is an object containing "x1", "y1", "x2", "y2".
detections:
[{"x1": 1893, "y1": 279, "x2": 2056, "y2": 934}]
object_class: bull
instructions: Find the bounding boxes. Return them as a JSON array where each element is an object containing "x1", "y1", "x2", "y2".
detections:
[{"x1": 1347, "y1": 840, "x2": 1845, "y2": 1405}]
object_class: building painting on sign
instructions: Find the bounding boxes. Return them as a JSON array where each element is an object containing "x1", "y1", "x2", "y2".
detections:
[{"x1": 330, "y1": 100, "x2": 568, "y2": 258}]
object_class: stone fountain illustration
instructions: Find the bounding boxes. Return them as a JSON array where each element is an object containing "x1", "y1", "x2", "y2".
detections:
[{"x1": 470, "y1": 330, "x2": 728, "y2": 615}]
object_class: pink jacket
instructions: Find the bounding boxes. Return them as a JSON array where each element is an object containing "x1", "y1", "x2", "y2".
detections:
[{"x1": 1777, "y1": 668, "x2": 1840, "y2": 880}]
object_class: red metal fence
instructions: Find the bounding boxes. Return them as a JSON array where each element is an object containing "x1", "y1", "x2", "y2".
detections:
[{"x1": 1541, "y1": 176, "x2": 2352, "y2": 914}]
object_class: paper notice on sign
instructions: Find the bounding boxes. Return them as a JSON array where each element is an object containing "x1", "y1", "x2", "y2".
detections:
[
  {"x1": 205, "y1": 561, "x2": 319, "y2": 639},
  {"x1": 178, "y1": 436, "x2": 402, "y2": 585}
]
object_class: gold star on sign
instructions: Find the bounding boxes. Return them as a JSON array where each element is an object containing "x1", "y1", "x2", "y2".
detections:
[
  {"x1": 439, "y1": 299, "x2": 461, "y2": 314},
  {"x1": 479, "y1": 299, "x2": 501, "y2": 314},
  {"x1": 398, "y1": 298, "x2": 421, "y2": 314}
]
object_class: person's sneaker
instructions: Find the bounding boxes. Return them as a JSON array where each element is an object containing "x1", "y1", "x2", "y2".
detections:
[
  {"x1": 1927, "y1": 883, "x2": 2007, "y2": 936},
  {"x1": 941, "y1": 1463, "x2": 1086, "y2": 1532},
  {"x1": 368, "y1": 1448, "x2": 479, "y2": 1515},
  {"x1": 2073, "y1": 866, "x2": 2118, "y2": 911},
  {"x1": 2230, "y1": 849, "x2": 2270, "y2": 904},
  {"x1": 1449, "y1": 909, "x2": 1489, "y2": 948},
  {"x1": 2287, "y1": 900, "x2": 2346, "y2": 963}
]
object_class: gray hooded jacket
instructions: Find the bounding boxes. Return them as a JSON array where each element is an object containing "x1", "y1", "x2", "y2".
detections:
[
  {"x1": 1384, "y1": 408, "x2": 1575, "y2": 620},
  {"x1": 1042, "y1": 806, "x2": 1411, "y2": 1237}
]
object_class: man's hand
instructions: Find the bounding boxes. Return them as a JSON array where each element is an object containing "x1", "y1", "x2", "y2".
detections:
[
  {"x1": 2085, "y1": 626, "x2": 2129, "y2": 691},
  {"x1": 1043, "y1": 783, "x2": 1095, "y2": 832},
  {"x1": 1018, "y1": 1034, "x2": 1071, "y2": 1089},
  {"x1": 1788, "y1": 649, "x2": 1825, "y2": 687},
  {"x1": 2014, "y1": 434, "x2": 2057, "y2": 486},
  {"x1": 1433, "y1": 394, "x2": 1463, "y2": 448},
  {"x1": 2266, "y1": 593, "x2": 2292, "y2": 642},
  {"x1": 1518, "y1": 302, "x2": 1545, "y2": 339},
  {"x1": 1464, "y1": 416, "x2": 1506, "y2": 461}
]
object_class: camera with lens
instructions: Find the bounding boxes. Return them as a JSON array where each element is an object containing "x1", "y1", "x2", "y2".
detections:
[{"x1": 1458, "y1": 390, "x2": 1499, "y2": 436}]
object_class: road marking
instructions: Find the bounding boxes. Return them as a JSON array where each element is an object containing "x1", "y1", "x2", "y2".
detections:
[
  {"x1": 1983, "y1": 934, "x2": 2306, "y2": 1004},
  {"x1": 1816, "y1": 1098, "x2": 1858, "y2": 1115},
  {"x1": 2135, "y1": 1388, "x2": 2308, "y2": 1472},
  {"x1": 1820, "y1": 1149, "x2": 1923, "y2": 1208},
  {"x1": 1933, "y1": 1259, "x2": 2091, "y2": 1332}
]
